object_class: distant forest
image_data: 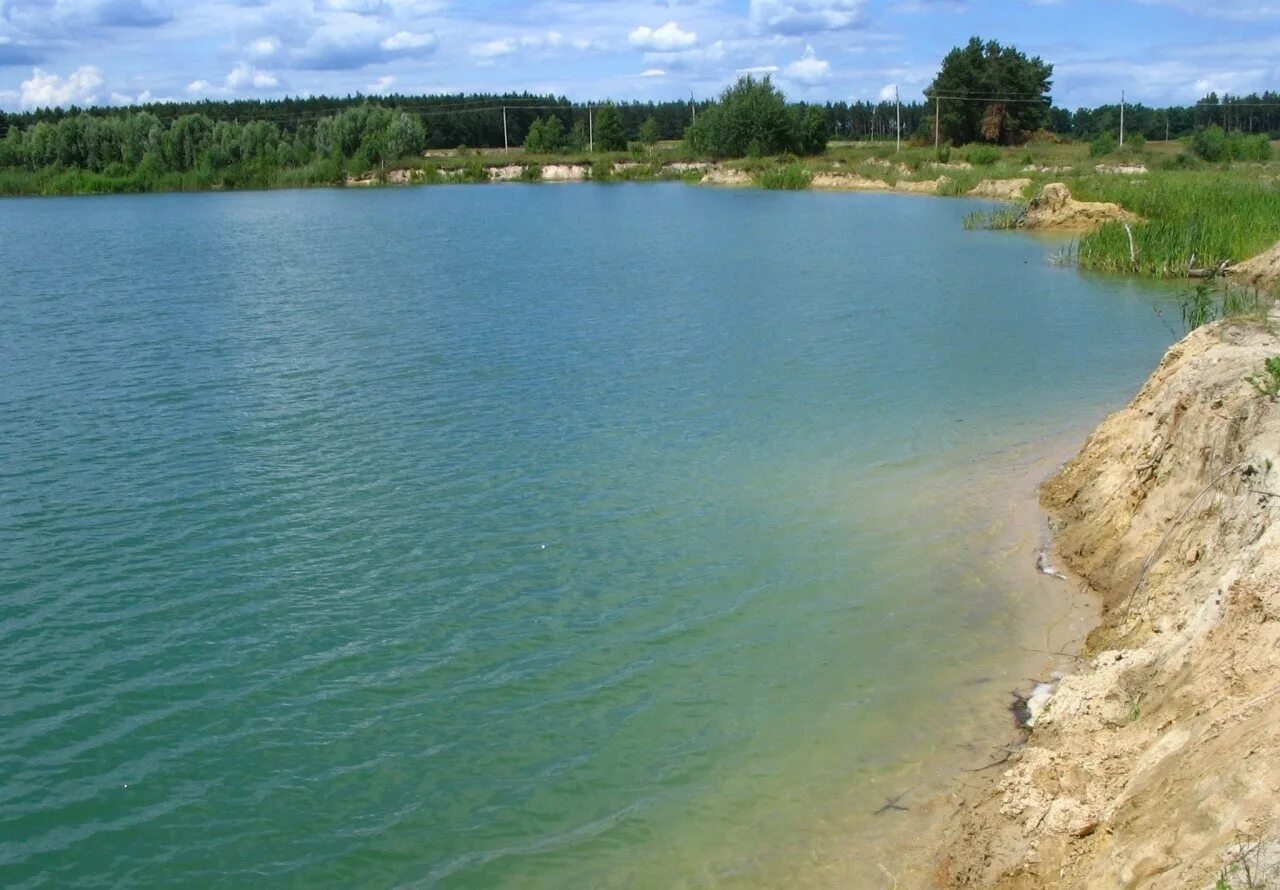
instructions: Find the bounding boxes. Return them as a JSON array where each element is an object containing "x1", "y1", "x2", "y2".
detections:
[{"x1": 2, "y1": 89, "x2": 1279, "y2": 151}]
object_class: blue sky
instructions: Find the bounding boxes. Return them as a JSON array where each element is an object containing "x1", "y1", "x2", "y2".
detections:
[{"x1": 1, "y1": 0, "x2": 1278, "y2": 111}]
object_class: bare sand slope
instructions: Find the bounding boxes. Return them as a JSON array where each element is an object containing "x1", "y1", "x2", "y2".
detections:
[
  {"x1": 1019, "y1": 183, "x2": 1139, "y2": 232},
  {"x1": 1232, "y1": 241, "x2": 1280, "y2": 292},
  {"x1": 938, "y1": 316, "x2": 1280, "y2": 889}
]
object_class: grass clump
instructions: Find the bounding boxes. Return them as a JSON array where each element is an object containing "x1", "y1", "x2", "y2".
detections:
[
  {"x1": 964, "y1": 205, "x2": 1026, "y2": 230},
  {"x1": 963, "y1": 144, "x2": 1000, "y2": 167},
  {"x1": 757, "y1": 163, "x2": 813, "y2": 190},
  {"x1": 1177, "y1": 281, "x2": 1272, "y2": 332},
  {"x1": 1248, "y1": 357, "x2": 1280, "y2": 399}
]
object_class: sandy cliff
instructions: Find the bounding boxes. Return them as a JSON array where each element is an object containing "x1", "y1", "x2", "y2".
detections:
[{"x1": 939, "y1": 315, "x2": 1280, "y2": 889}]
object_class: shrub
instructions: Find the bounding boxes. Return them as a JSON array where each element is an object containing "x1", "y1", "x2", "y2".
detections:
[
  {"x1": 964, "y1": 144, "x2": 1000, "y2": 166},
  {"x1": 936, "y1": 144, "x2": 952, "y2": 163},
  {"x1": 1090, "y1": 132, "x2": 1118, "y2": 157},
  {"x1": 1127, "y1": 133, "x2": 1147, "y2": 149},
  {"x1": 1190, "y1": 125, "x2": 1227, "y2": 161}
]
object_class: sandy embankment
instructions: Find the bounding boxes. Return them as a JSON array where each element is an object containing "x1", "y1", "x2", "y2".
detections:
[
  {"x1": 1018, "y1": 182, "x2": 1139, "y2": 231},
  {"x1": 937, "y1": 315, "x2": 1280, "y2": 888}
]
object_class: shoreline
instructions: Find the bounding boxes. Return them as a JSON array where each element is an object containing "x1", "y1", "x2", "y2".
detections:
[{"x1": 928, "y1": 315, "x2": 1280, "y2": 888}]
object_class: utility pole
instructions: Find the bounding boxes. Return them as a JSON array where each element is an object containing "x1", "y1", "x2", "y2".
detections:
[
  {"x1": 934, "y1": 94, "x2": 940, "y2": 152},
  {"x1": 895, "y1": 85, "x2": 901, "y2": 153},
  {"x1": 1119, "y1": 90, "x2": 1125, "y2": 148},
  {"x1": 691, "y1": 92, "x2": 696, "y2": 124},
  {"x1": 502, "y1": 107, "x2": 509, "y2": 153},
  {"x1": 1165, "y1": 112, "x2": 1170, "y2": 142},
  {"x1": 588, "y1": 104, "x2": 594, "y2": 153}
]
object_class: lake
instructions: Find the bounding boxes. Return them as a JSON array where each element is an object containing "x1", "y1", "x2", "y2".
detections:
[{"x1": 0, "y1": 183, "x2": 1176, "y2": 887}]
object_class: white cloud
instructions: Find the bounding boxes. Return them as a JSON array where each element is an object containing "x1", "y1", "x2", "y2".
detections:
[
  {"x1": 472, "y1": 38, "x2": 517, "y2": 60},
  {"x1": 19, "y1": 66, "x2": 104, "y2": 108},
  {"x1": 187, "y1": 62, "x2": 280, "y2": 94},
  {"x1": 227, "y1": 61, "x2": 279, "y2": 89},
  {"x1": 738, "y1": 64, "x2": 780, "y2": 75},
  {"x1": 246, "y1": 36, "x2": 281, "y2": 60},
  {"x1": 878, "y1": 82, "x2": 898, "y2": 101},
  {"x1": 628, "y1": 21, "x2": 697, "y2": 51},
  {"x1": 641, "y1": 67, "x2": 667, "y2": 77},
  {"x1": 749, "y1": 0, "x2": 866, "y2": 34},
  {"x1": 367, "y1": 74, "x2": 396, "y2": 92},
  {"x1": 785, "y1": 45, "x2": 831, "y2": 84},
  {"x1": 381, "y1": 31, "x2": 436, "y2": 51}
]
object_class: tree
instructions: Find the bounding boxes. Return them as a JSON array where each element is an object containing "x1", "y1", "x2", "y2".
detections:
[
  {"x1": 925, "y1": 38, "x2": 1053, "y2": 145},
  {"x1": 795, "y1": 106, "x2": 828, "y2": 156},
  {"x1": 638, "y1": 116, "x2": 661, "y2": 146},
  {"x1": 594, "y1": 103, "x2": 625, "y2": 151},
  {"x1": 685, "y1": 75, "x2": 801, "y2": 157},
  {"x1": 524, "y1": 115, "x2": 564, "y2": 153}
]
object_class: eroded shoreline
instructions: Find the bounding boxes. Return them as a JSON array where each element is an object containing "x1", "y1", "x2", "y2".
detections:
[{"x1": 931, "y1": 316, "x2": 1280, "y2": 888}]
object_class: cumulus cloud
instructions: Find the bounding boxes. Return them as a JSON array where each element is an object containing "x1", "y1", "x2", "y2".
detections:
[
  {"x1": 291, "y1": 22, "x2": 437, "y2": 69},
  {"x1": 471, "y1": 38, "x2": 517, "y2": 60},
  {"x1": 628, "y1": 21, "x2": 697, "y2": 51},
  {"x1": 749, "y1": 0, "x2": 866, "y2": 34},
  {"x1": 785, "y1": 45, "x2": 830, "y2": 84},
  {"x1": 187, "y1": 61, "x2": 281, "y2": 94},
  {"x1": 19, "y1": 65, "x2": 104, "y2": 108},
  {"x1": 641, "y1": 67, "x2": 666, "y2": 77}
]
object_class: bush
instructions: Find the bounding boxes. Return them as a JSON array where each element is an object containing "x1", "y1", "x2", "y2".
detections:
[
  {"x1": 936, "y1": 144, "x2": 952, "y2": 163},
  {"x1": 964, "y1": 144, "x2": 1000, "y2": 166},
  {"x1": 1090, "y1": 132, "x2": 1118, "y2": 157},
  {"x1": 756, "y1": 163, "x2": 812, "y2": 190},
  {"x1": 1190, "y1": 125, "x2": 1228, "y2": 162},
  {"x1": 685, "y1": 75, "x2": 824, "y2": 158},
  {"x1": 1189, "y1": 126, "x2": 1273, "y2": 163},
  {"x1": 1127, "y1": 133, "x2": 1147, "y2": 149}
]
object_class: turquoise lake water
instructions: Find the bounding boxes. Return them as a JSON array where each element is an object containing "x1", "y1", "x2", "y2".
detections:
[{"x1": 1, "y1": 184, "x2": 1177, "y2": 888}]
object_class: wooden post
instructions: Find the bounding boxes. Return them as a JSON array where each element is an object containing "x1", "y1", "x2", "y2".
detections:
[
  {"x1": 1119, "y1": 90, "x2": 1125, "y2": 148},
  {"x1": 895, "y1": 85, "x2": 901, "y2": 153},
  {"x1": 502, "y1": 107, "x2": 509, "y2": 153},
  {"x1": 934, "y1": 95, "x2": 940, "y2": 152}
]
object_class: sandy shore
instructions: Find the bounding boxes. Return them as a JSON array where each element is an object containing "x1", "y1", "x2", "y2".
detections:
[{"x1": 929, "y1": 314, "x2": 1280, "y2": 888}]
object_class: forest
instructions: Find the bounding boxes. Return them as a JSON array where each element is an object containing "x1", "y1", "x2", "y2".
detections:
[{"x1": 1, "y1": 32, "x2": 1279, "y2": 196}]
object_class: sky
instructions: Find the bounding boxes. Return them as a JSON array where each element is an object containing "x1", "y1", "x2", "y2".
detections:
[{"x1": 1, "y1": 0, "x2": 1279, "y2": 112}]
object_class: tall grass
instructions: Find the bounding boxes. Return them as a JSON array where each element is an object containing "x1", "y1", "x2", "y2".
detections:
[
  {"x1": 964, "y1": 205, "x2": 1026, "y2": 230},
  {"x1": 756, "y1": 163, "x2": 813, "y2": 190},
  {"x1": 1073, "y1": 173, "x2": 1280, "y2": 277}
]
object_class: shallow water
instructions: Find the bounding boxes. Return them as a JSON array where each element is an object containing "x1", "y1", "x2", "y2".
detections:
[{"x1": 0, "y1": 184, "x2": 1177, "y2": 888}]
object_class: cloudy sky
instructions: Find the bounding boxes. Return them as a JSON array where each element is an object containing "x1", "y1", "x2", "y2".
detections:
[{"x1": 1, "y1": 0, "x2": 1279, "y2": 112}]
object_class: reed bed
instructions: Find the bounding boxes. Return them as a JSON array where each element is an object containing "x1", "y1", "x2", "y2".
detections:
[{"x1": 1072, "y1": 173, "x2": 1280, "y2": 277}]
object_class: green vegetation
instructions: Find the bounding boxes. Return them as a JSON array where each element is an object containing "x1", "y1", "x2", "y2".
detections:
[
  {"x1": 964, "y1": 205, "x2": 1025, "y2": 230},
  {"x1": 1189, "y1": 125, "x2": 1273, "y2": 162},
  {"x1": 524, "y1": 116, "x2": 565, "y2": 154},
  {"x1": 593, "y1": 104, "x2": 626, "y2": 152},
  {"x1": 0, "y1": 103, "x2": 432, "y2": 195},
  {"x1": 684, "y1": 76, "x2": 829, "y2": 158},
  {"x1": 757, "y1": 164, "x2": 813, "y2": 190},
  {"x1": 1090, "y1": 132, "x2": 1118, "y2": 157},
  {"x1": 638, "y1": 117, "x2": 661, "y2": 147},
  {"x1": 964, "y1": 144, "x2": 1000, "y2": 166},
  {"x1": 1247, "y1": 357, "x2": 1280, "y2": 399},
  {"x1": 1073, "y1": 173, "x2": 1280, "y2": 277},
  {"x1": 1176, "y1": 281, "x2": 1272, "y2": 332},
  {"x1": 926, "y1": 37, "x2": 1053, "y2": 145}
]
